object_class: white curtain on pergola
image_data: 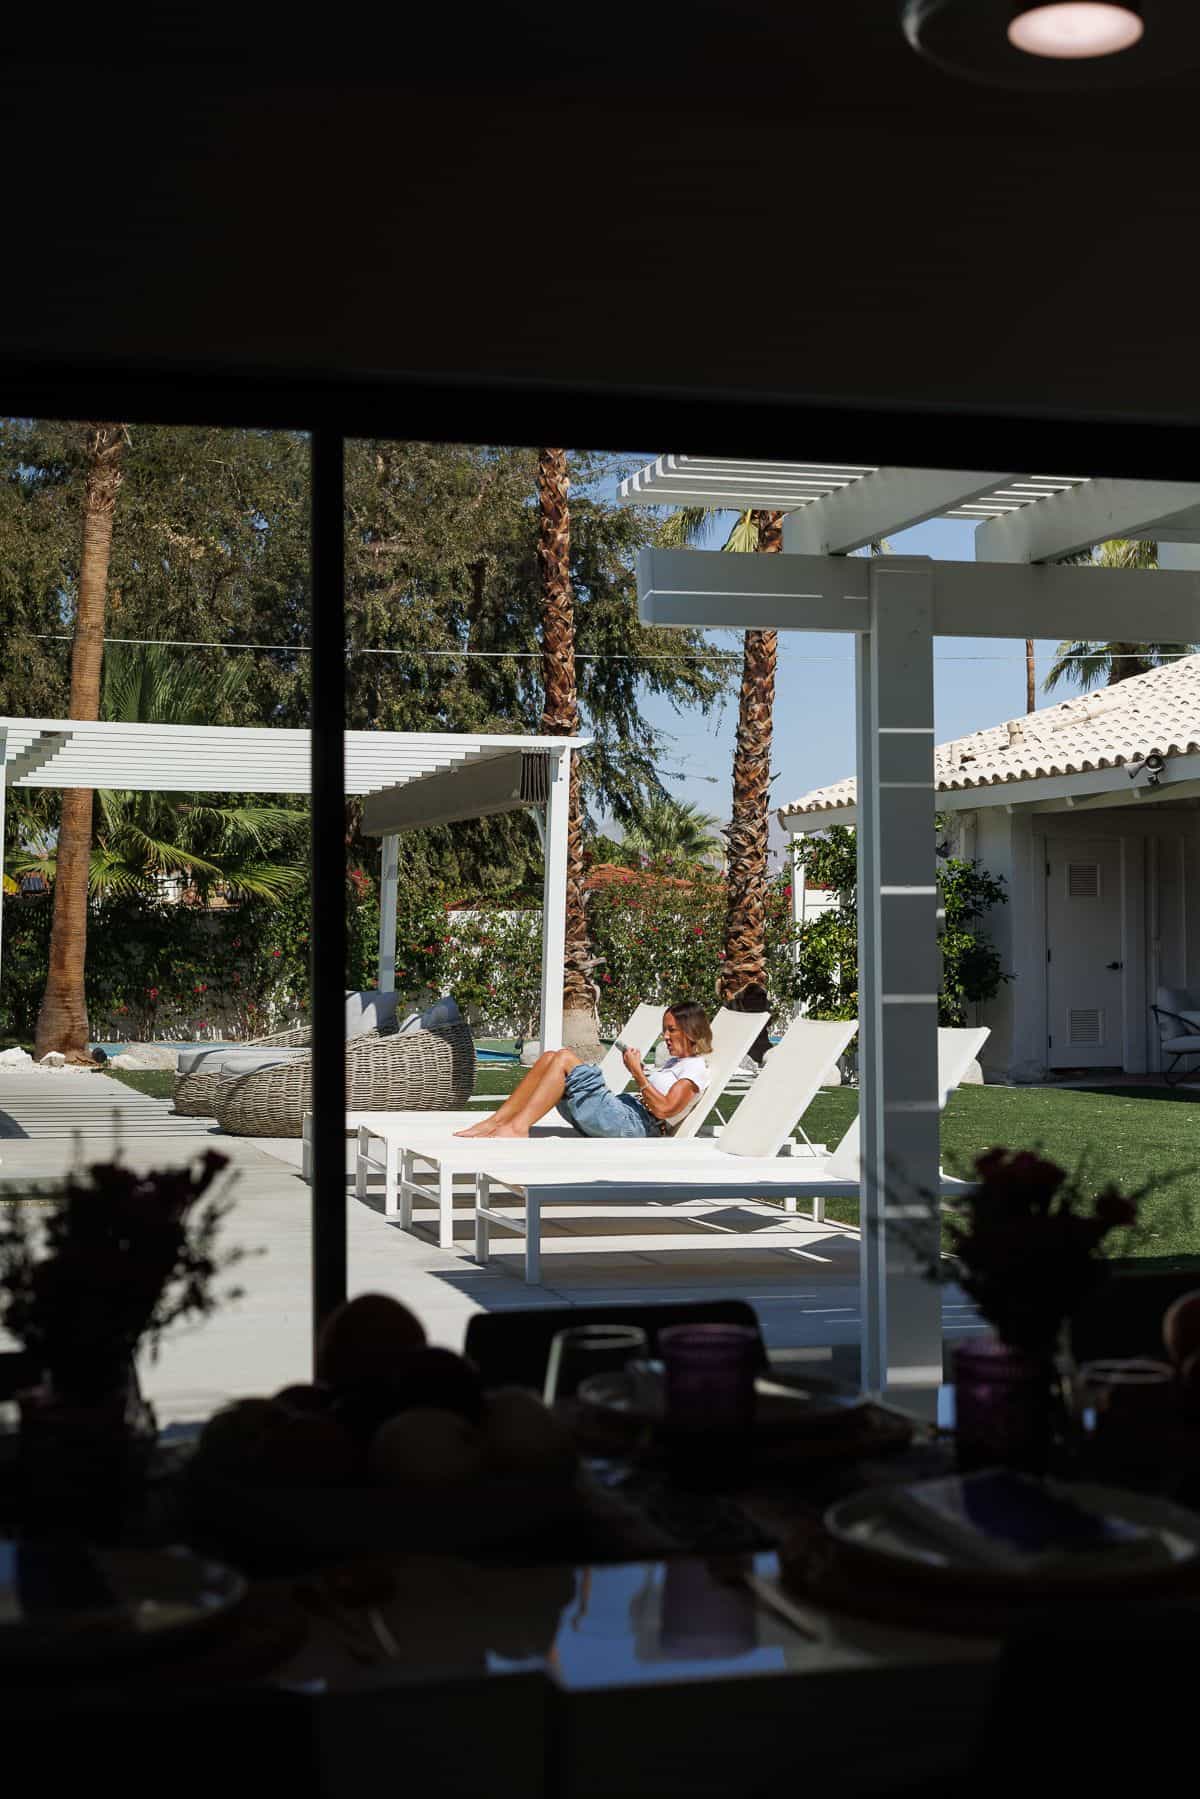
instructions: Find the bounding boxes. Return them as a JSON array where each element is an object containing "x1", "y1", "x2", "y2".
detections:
[
  {"x1": 0, "y1": 720, "x2": 588, "y2": 1050},
  {"x1": 619, "y1": 456, "x2": 1200, "y2": 1404}
]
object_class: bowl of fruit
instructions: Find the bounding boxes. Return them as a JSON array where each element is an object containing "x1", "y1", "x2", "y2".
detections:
[{"x1": 185, "y1": 1295, "x2": 580, "y2": 1560}]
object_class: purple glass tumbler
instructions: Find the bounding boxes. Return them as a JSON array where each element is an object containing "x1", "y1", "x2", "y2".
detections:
[{"x1": 658, "y1": 1324, "x2": 759, "y2": 1440}]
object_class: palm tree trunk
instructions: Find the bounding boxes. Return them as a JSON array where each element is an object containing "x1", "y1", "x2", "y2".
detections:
[
  {"x1": 1025, "y1": 640, "x2": 1036, "y2": 714},
  {"x1": 537, "y1": 449, "x2": 599, "y2": 1054},
  {"x1": 720, "y1": 510, "x2": 780, "y2": 1011},
  {"x1": 34, "y1": 424, "x2": 125, "y2": 1062}
]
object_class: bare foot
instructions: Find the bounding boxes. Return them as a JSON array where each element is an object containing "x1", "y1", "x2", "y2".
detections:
[
  {"x1": 454, "y1": 1119, "x2": 498, "y2": 1138},
  {"x1": 489, "y1": 1123, "x2": 530, "y2": 1138}
]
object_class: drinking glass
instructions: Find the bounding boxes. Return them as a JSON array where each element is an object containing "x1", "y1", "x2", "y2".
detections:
[
  {"x1": 1070, "y1": 1357, "x2": 1178, "y2": 1488},
  {"x1": 658, "y1": 1323, "x2": 759, "y2": 1438},
  {"x1": 542, "y1": 1325, "x2": 650, "y2": 1406},
  {"x1": 544, "y1": 1325, "x2": 650, "y2": 1491}
]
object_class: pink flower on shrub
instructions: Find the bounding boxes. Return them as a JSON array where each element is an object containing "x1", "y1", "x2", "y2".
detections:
[
  {"x1": 147, "y1": 986, "x2": 159, "y2": 1000},
  {"x1": 693, "y1": 926, "x2": 704, "y2": 938},
  {"x1": 272, "y1": 949, "x2": 281, "y2": 958}
]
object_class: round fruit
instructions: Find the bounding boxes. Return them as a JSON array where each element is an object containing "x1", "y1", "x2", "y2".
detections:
[
  {"x1": 315, "y1": 1293, "x2": 427, "y2": 1386},
  {"x1": 332, "y1": 1347, "x2": 484, "y2": 1442},
  {"x1": 367, "y1": 1407, "x2": 485, "y2": 1487},
  {"x1": 194, "y1": 1398, "x2": 358, "y2": 1486},
  {"x1": 1162, "y1": 1291, "x2": 1200, "y2": 1366},
  {"x1": 272, "y1": 1382, "x2": 334, "y2": 1414},
  {"x1": 483, "y1": 1387, "x2": 577, "y2": 1479}
]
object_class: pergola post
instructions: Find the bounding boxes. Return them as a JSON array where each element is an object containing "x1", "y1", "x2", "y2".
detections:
[
  {"x1": 0, "y1": 766, "x2": 6, "y2": 1007},
  {"x1": 377, "y1": 833, "x2": 399, "y2": 994},
  {"x1": 857, "y1": 559, "x2": 942, "y2": 1405},
  {"x1": 538, "y1": 745, "x2": 571, "y2": 1052}
]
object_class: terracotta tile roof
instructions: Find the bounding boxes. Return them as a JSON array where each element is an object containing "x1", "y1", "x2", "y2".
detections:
[{"x1": 779, "y1": 653, "x2": 1200, "y2": 819}]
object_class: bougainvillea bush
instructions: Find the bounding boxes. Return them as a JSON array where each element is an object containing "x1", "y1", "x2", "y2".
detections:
[{"x1": 2, "y1": 863, "x2": 805, "y2": 1048}]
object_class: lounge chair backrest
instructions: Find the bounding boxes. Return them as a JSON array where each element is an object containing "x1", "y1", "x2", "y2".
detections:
[
  {"x1": 825, "y1": 1025, "x2": 990, "y2": 1182},
  {"x1": 597, "y1": 1003, "x2": 666, "y2": 1093},
  {"x1": 667, "y1": 1007, "x2": 767, "y2": 1139},
  {"x1": 717, "y1": 1017, "x2": 858, "y2": 1160},
  {"x1": 1154, "y1": 987, "x2": 1200, "y2": 1044}
]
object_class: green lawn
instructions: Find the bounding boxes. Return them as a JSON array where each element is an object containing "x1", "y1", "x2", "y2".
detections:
[
  {"x1": 472, "y1": 1065, "x2": 1200, "y2": 1272},
  {"x1": 103, "y1": 1067, "x2": 175, "y2": 1101},
  {"x1": 100, "y1": 1060, "x2": 1200, "y2": 1271}
]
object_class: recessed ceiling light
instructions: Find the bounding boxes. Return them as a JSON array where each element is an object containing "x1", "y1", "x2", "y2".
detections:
[
  {"x1": 900, "y1": 0, "x2": 1189, "y2": 87},
  {"x1": 1008, "y1": 4, "x2": 1143, "y2": 60}
]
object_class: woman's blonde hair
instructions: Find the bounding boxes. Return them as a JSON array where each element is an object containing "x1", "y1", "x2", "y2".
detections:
[{"x1": 666, "y1": 999, "x2": 713, "y2": 1056}]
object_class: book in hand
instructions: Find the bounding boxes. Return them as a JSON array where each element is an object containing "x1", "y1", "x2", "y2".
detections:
[{"x1": 876, "y1": 1471, "x2": 1165, "y2": 1575}]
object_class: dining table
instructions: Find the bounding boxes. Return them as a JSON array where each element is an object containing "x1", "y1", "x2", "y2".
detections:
[{"x1": 3, "y1": 1369, "x2": 1200, "y2": 1799}]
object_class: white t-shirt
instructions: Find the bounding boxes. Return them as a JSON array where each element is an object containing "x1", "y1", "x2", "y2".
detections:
[{"x1": 646, "y1": 1055, "x2": 710, "y2": 1100}]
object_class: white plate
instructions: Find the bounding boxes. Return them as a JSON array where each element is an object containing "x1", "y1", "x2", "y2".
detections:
[
  {"x1": 0, "y1": 1541, "x2": 245, "y2": 1668},
  {"x1": 824, "y1": 1481, "x2": 1200, "y2": 1591},
  {"x1": 577, "y1": 1365, "x2": 868, "y2": 1437}
]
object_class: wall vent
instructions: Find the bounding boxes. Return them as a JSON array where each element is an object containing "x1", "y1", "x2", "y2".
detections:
[
  {"x1": 1067, "y1": 862, "x2": 1101, "y2": 899},
  {"x1": 1069, "y1": 1008, "x2": 1104, "y2": 1046}
]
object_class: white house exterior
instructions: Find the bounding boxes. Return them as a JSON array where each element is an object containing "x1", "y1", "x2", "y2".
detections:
[{"x1": 780, "y1": 654, "x2": 1200, "y2": 1084}]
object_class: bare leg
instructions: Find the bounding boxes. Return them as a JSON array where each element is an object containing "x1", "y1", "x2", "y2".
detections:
[
  {"x1": 455, "y1": 1049, "x2": 583, "y2": 1137},
  {"x1": 455, "y1": 1049, "x2": 582, "y2": 1137}
]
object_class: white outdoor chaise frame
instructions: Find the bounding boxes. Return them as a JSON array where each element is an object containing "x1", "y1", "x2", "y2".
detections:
[
  {"x1": 389, "y1": 1015, "x2": 859, "y2": 1256},
  {"x1": 378, "y1": 1008, "x2": 782, "y2": 1248},
  {"x1": 471, "y1": 1027, "x2": 987, "y2": 1283}
]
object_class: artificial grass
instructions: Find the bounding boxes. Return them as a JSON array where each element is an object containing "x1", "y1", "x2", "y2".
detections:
[
  {"x1": 102, "y1": 1067, "x2": 175, "y2": 1101},
  {"x1": 99, "y1": 1056, "x2": 1200, "y2": 1271},
  {"x1": 470, "y1": 1064, "x2": 1200, "y2": 1272}
]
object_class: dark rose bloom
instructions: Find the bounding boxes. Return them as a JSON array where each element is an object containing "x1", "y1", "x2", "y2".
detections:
[
  {"x1": 1095, "y1": 1188, "x2": 1139, "y2": 1231},
  {"x1": 974, "y1": 1148, "x2": 1065, "y2": 1213}
]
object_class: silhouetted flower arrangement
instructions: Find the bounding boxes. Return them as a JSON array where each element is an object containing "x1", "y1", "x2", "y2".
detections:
[
  {"x1": 0, "y1": 1148, "x2": 255, "y2": 1400},
  {"x1": 885, "y1": 1147, "x2": 1166, "y2": 1355}
]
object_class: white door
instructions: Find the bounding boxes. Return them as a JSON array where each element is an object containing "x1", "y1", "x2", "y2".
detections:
[{"x1": 1046, "y1": 838, "x2": 1125, "y2": 1068}]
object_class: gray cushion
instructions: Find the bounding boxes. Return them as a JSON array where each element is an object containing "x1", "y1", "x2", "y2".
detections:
[
  {"x1": 415, "y1": 995, "x2": 463, "y2": 1032},
  {"x1": 177, "y1": 1045, "x2": 236, "y2": 1076},
  {"x1": 397, "y1": 1010, "x2": 423, "y2": 1035},
  {"x1": 344, "y1": 989, "x2": 400, "y2": 1040},
  {"x1": 213, "y1": 1048, "x2": 309, "y2": 1076},
  {"x1": 1155, "y1": 987, "x2": 1200, "y2": 1043},
  {"x1": 1162, "y1": 1036, "x2": 1200, "y2": 1056}
]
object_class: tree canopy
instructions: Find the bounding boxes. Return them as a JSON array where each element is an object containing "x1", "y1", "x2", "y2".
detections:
[{"x1": 0, "y1": 429, "x2": 732, "y2": 897}]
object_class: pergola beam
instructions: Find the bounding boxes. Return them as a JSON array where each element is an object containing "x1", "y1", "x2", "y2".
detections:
[
  {"x1": 783, "y1": 468, "x2": 1015, "y2": 555},
  {"x1": 975, "y1": 478, "x2": 1200, "y2": 563},
  {"x1": 638, "y1": 548, "x2": 1200, "y2": 641}
]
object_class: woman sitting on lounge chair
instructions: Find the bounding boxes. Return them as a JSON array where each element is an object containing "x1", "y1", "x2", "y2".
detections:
[{"x1": 455, "y1": 1002, "x2": 712, "y2": 1140}]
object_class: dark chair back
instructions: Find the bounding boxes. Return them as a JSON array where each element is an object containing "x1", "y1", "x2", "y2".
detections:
[
  {"x1": 1069, "y1": 1270, "x2": 1200, "y2": 1364},
  {"x1": 464, "y1": 1299, "x2": 767, "y2": 1390}
]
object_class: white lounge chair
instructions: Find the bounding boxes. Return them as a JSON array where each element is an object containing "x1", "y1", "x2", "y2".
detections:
[
  {"x1": 388, "y1": 1012, "x2": 854, "y2": 1251},
  {"x1": 471, "y1": 1026, "x2": 988, "y2": 1282},
  {"x1": 302, "y1": 1000, "x2": 666, "y2": 1184}
]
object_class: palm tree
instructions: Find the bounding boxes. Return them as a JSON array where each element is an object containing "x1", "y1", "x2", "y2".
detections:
[
  {"x1": 537, "y1": 449, "x2": 600, "y2": 1054},
  {"x1": 34, "y1": 423, "x2": 126, "y2": 1062},
  {"x1": 660, "y1": 504, "x2": 780, "y2": 1008},
  {"x1": 1044, "y1": 540, "x2": 1196, "y2": 693},
  {"x1": 1025, "y1": 640, "x2": 1036, "y2": 714},
  {"x1": 12, "y1": 645, "x2": 308, "y2": 903},
  {"x1": 622, "y1": 798, "x2": 724, "y2": 868}
]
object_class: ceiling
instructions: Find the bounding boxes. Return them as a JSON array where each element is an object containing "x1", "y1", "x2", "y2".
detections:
[{"x1": 6, "y1": 4, "x2": 1200, "y2": 443}]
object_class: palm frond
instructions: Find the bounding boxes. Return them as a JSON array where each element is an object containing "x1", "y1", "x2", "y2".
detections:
[
  {"x1": 659, "y1": 506, "x2": 721, "y2": 549},
  {"x1": 720, "y1": 510, "x2": 760, "y2": 555}
]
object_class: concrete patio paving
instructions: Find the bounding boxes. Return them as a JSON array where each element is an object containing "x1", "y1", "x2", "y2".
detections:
[{"x1": 0, "y1": 1070, "x2": 983, "y2": 1424}]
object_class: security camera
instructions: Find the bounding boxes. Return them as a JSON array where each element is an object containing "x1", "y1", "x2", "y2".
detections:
[{"x1": 1128, "y1": 751, "x2": 1167, "y2": 787}]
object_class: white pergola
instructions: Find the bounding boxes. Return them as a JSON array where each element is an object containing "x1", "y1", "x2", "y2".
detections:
[
  {"x1": 0, "y1": 720, "x2": 589, "y2": 1051},
  {"x1": 619, "y1": 456, "x2": 1200, "y2": 1404}
]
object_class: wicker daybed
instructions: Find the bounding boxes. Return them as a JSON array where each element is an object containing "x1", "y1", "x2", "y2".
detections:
[
  {"x1": 213, "y1": 1019, "x2": 476, "y2": 1138},
  {"x1": 173, "y1": 1025, "x2": 311, "y2": 1117}
]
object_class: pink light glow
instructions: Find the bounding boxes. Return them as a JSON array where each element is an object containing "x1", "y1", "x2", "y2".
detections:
[{"x1": 1008, "y1": 3, "x2": 1144, "y2": 59}]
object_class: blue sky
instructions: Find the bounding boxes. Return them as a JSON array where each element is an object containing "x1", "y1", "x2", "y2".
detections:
[{"x1": 621, "y1": 510, "x2": 1071, "y2": 849}]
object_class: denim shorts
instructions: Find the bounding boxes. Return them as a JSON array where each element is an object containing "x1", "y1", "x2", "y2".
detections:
[{"x1": 557, "y1": 1062, "x2": 664, "y2": 1138}]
